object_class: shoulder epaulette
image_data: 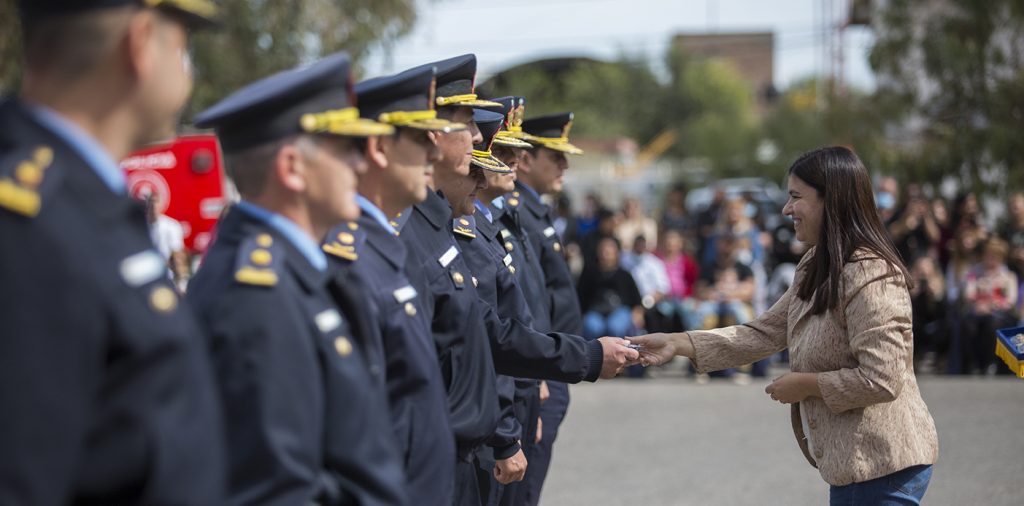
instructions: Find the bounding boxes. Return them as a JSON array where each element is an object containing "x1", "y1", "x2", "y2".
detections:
[
  {"x1": 322, "y1": 220, "x2": 365, "y2": 261},
  {"x1": 0, "y1": 145, "x2": 55, "y2": 217},
  {"x1": 235, "y1": 232, "x2": 283, "y2": 286},
  {"x1": 453, "y1": 215, "x2": 476, "y2": 238}
]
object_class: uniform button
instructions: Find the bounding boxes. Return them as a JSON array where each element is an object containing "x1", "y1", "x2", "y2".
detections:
[
  {"x1": 250, "y1": 249, "x2": 272, "y2": 266},
  {"x1": 404, "y1": 302, "x2": 417, "y2": 316},
  {"x1": 452, "y1": 271, "x2": 464, "y2": 284},
  {"x1": 334, "y1": 336, "x2": 353, "y2": 357},
  {"x1": 149, "y1": 286, "x2": 178, "y2": 313},
  {"x1": 256, "y1": 233, "x2": 273, "y2": 247},
  {"x1": 814, "y1": 448, "x2": 823, "y2": 459},
  {"x1": 509, "y1": 265, "x2": 516, "y2": 275},
  {"x1": 553, "y1": 242, "x2": 562, "y2": 252},
  {"x1": 505, "y1": 242, "x2": 514, "y2": 252}
]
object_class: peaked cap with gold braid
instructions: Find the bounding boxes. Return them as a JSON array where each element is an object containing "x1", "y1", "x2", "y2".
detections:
[
  {"x1": 490, "y1": 96, "x2": 533, "y2": 148},
  {"x1": 521, "y1": 112, "x2": 584, "y2": 155},
  {"x1": 407, "y1": 54, "x2": 502, "y2": 109},
  {"x1": 194, "y1": 52, "x2": 393, "y2": 152},
  {"x1": 355, "y1": 66, "x2": 467, "y2": 133},
  {"x1": 470, "y1": 109, "x2": 512, "y2": 174}
]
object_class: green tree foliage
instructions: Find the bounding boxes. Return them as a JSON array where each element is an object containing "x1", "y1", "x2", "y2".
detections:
[
  {"x1": 189, "y1": 0, "x2": 418, "y2": 116},
  {"x1": 869, "y1": 0, "x2": 1024, "y2": 194},
  {"x1": 485, "y1": 55, "x2": 663, "y2": 142},
  {"x1": 0, "y1": 0, "x2": 22, "y2": 94},
  {"x1": 663, "y1": 47, "x2": 760, "y2": 178},
  {"x1": 486, "y1": 50, "x2": 764, "y2": 180},
  {"x1": 0, "y1": 0, "x2": 420, "y2": 116},
  {"x1": 760, "y1": 78, "x2": 891, "y2": 181}
]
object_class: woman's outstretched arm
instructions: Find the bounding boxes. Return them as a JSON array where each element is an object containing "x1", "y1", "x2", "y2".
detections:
[{"x1": 630, "y1": 285, "x2": 793, "y2": 370}]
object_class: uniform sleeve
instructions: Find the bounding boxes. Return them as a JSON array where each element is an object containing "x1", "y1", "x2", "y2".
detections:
[
  {"x1": 488, "y1": 375, "x2": 523, "y2": 461},
  {"x1": 0, "y1": 232, "x2": 101, "y2": 505},
  {"x1": 688, "y1": 282, "x2": 792, "y2": 373},
  {"x1": 198, "y1": 292, "x2": 329, "y2": 506},
  {"x1": 817, "y1": 261, "x2": 912, "y2": 414},
  {"x1": 483, "y1": 264, "x2": 603, "y2": 383}
]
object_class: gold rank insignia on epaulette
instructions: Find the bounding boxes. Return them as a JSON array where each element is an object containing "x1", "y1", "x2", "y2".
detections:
[
  {"x1": 453, "y1": 215, "x2": 476, "y2": 238},
  {"x1": 0, "y1": 145, "x2": 54, "y2": 217},
  {"x1": 235, "y1": 232, "x2": 281, "y2": 286},
  {"x1": 322, "y1": 221, "x2": 365, "y2": 261}
]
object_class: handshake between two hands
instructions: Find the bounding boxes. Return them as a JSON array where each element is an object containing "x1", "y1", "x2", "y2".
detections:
[
  {"x1": 595, "y1": 333, "x2": 817, "y2": 404},
  {"x1": 594, "y1": 333, "x2": 683, "y2": 379}
]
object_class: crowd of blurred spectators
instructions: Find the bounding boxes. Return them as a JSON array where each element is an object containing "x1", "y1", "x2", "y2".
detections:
[{"x1": 555, "y1": 180, "x2": 1023, "y2": 380}]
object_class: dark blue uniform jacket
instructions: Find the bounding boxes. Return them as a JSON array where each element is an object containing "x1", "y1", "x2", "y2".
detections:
[
  {"x1": 188, "y1": 207, "x2": 407, "y2": 506},
  {"x1": 0, "y1": 99, "x2": 225, "y2": 505}
]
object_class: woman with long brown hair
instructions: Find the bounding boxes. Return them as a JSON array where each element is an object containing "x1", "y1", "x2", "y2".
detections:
[{"x1": 631, "y1": 146, "x2": 939, "y2": 504}]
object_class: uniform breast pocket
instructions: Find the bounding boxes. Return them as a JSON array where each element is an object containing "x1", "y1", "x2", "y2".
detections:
[
  {"x1": 110, "y1": 279, "x2": 198, "y2": 366},
  {"x1": 385, "y1": 282, "x2": 423, "y2": 322},
  {"x1": 434, "y1": 264, "x2": 467, "y2": 291}
]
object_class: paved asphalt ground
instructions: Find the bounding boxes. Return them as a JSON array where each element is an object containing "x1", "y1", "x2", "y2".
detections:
[{"x1": 540, "y1": 362, "x2": 1023, "y2": 506}]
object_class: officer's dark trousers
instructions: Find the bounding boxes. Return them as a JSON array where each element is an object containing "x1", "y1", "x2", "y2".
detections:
[
  {"x1": 475, "y1": 454, "x2": 502, "y2": 506},
  {"x1": 455, "y1": 455, "x2": 483, "y2": 506},
  {"x1": 521, "y1": 381, "x2": 569, "y2": 506}
]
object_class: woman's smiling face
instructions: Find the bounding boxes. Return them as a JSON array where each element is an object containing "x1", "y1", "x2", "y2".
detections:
[{"x1": 783, "y1": 174, "x2": 825, "y2": 246}]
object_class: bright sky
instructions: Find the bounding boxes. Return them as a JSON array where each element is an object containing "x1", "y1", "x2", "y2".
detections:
[{"x1": 363, "y1": 0, "x2": 876, "y2": 92}]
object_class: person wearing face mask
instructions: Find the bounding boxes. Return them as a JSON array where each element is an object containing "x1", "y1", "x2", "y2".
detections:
[
  {"x1": 0, "y1": 2, "x2": 224, "y2": 503},
  {"x1": 631, "y1": 146, "x2": 939, "y2": 505},
  {"x1": 395, "y1": 55, "x2": 637, "y2": 506}
]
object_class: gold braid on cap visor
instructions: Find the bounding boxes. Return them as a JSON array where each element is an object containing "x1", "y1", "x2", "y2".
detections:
[
  {"x1": 435, "y1": 94, "x2": 480, "y2": 106},
  {"x1": 300, "y1": 107, "x2": 395, "y2": 136},
  {"x1": 146, "y1": 0, "x2": 218, "y2": 17},
  {"x1": 524, "y1": 134, "x2": 584, "y2": 155},
  {"x1": 377, "y1": 109, "x2": 437, "y2": 126}
]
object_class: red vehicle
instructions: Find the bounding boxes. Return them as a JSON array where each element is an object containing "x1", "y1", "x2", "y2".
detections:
[{"x1": 120, "y1": 134, "x2": 226, "y2": 254}]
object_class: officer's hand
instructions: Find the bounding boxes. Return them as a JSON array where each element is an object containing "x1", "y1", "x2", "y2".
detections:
[
  {"x1": 596, "y1": 337, "x2": 640, "y2": 378},
  {"x1": 538, "y1": 380, "x2": 550, "y2": 404},
  {"x1": 535, "y1": 417, "x2": 543, "y2": 444},
  {"x1": 493, "y1": 448, "x2": 527, "y2": 484}
]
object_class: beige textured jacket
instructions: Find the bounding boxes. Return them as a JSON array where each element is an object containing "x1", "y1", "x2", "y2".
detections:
[{"x1": 689, "y1": 248, "x2": 939, "y2": 486}]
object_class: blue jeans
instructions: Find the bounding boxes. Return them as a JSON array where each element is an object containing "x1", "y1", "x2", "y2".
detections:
[
  {"x1": 583, "y1": 307, "x2": 632, "y2": 340},
  {"x1": 829, "y1": 465, "x2": 932, "y2": 505}
]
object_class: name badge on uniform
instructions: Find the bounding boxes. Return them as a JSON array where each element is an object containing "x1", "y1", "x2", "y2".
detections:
[
  {"x1": 543, "y1": 226, "x2": 556, "y2": 238},
  {"x1": 438, "y1": 245, "x2": 459, "y2": 268},
  {"x1": 393, "y1": 285, "x2": 418, "y2": 303},
  {"x1": 315, "y1": 309, "x2": 342, "y2": 333},
  {"x1": 120, "y1": 250, "x2": 167, "y2": 287},
  {"x1": 503, "y1": 254, "x2": 514, "y2": 267}
]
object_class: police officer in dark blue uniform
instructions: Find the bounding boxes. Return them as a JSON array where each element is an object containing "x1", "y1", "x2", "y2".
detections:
[
  {"x1": 474, "y1": 100, "x2": 552, "y2": 506},
  {"x1": 0, "y1": 2, "x2": 224, "y2": 504},
  {"x1": 461, "y1": 108, "x2": 544, "y2": 506},
  {"x1": 513, "y1": 111, "x2": 588, "y2": 506},
  {"x1": 321, "y1": 66, "x2": 467, "y2": 506},
  {"x1": 398, "y1": 54, "x2": 638, "y2": 506},
  {"x1": 187, "y1": 52, "x2": 408, "y2": 506}
]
